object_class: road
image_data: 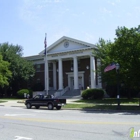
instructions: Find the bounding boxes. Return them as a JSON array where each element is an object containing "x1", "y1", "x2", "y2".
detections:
[{"x1": 0, "y1": 106, "x2": 139, "y2": 140}]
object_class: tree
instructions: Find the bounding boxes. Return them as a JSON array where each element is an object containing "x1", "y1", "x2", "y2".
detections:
[
  {"x1": 113, "y1": 25, "x2": 140, "y2": 89},
  {"x1": 93, "y1": 38, "x2": 117, "y2": 85},
  {"x1": 0, "y1": 43, "x2": 35, "y2": 96},
  {"x1": 93, "y1": 25, "x2": 140, "y2": 97},
  {"x1": 0, "y1": 55, "x2": 12, "y2": 87}
]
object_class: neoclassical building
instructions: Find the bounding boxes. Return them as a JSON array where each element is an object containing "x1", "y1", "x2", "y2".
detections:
[{"x1": 25, "y1": 36, "x2": 102, "y2": 96}]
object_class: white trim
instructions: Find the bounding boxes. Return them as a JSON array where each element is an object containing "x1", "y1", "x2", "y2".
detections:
[
  {"x1": 66, "y1": 71, "x2": 85, "y2": 75},
  {"x1": 53, "y1": 62, "x2": 57, "y2": 90},
  {"x1": 58, "y1": 58, "x2": 63, "y2": 90},
  {"x1": 39, "y1": 36, "x2": 97, "y2": 55},
  {"x1": 90, "y1": 56, "x2": 96, "y2": 88},
  {"x1": 73, "y1": 56, "x2": 78, "y2": 89},
  {"x1": 66, "y1": 71, "x2": 85, "y2": 90}
]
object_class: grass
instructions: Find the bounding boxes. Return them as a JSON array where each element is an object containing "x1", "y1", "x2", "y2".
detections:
[
  {"x1": 0, "y1": 98, "x2": 19, "y2": 101},
  {"x1": 74, "y1": 98, "x2": 140, "y2": 104},
  {"x1": 64, "y1": 104, "x2": 140, "y2": 110},
  {"x1": 64, "y1": 98, "x2": 140, "y2": 110},
  {"x1": 0, "y1": 101, "x2": 7, "y2": 103}
]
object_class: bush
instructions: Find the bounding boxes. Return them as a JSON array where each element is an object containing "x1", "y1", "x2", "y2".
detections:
[
  {"x1": 81, "y1": 88, "x2": 104, "y2": 100},
  {"x1": 17, "y1": 89, "x2": 33, "y2": 99}
]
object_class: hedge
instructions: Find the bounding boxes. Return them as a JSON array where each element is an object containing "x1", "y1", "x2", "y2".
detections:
[
  {"x1": 17, "y1": 89, "x2": 33, "y2": 99},
  {"x1": 81, "y1": 88, "x2": 104, "y2": 100}
]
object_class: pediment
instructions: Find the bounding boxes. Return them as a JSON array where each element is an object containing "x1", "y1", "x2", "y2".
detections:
[{"x1": 39, "y1": 36, "x2": 96, "y2": 55}]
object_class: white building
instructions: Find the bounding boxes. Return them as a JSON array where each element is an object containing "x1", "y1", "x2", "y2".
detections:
[{"x1": 25, "y1": 36, "x2": 102, "y2": 96}]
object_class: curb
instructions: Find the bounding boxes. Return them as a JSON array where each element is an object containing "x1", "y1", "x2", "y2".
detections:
[{"x1": 0, "y1": 105, "x2": 140, "y2": 113}]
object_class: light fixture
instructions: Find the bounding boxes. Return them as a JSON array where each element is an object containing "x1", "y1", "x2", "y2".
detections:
[
  {"x1": 71, "y1": 67, "x2": 73, "y2": 71},
  {"x1": 57, "y1": 69, "x2": 58, "y2": 72},
  {"x1": 86, "y1": 65, "x2": 89, "y2": 69}
]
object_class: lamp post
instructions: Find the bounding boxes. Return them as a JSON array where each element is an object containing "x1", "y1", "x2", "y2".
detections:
[{"x1": 116, "y1": 63, "x2": 120, "y2": 110}]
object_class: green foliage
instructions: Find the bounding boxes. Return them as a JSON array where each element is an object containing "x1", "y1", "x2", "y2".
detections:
[
  {"x1": 0, "y1": 55, "x2": 12, "y2": 87},
  {"x1": 113, "y1": 26, "x2": 140, "y2": 89},
  {"x1": 0, "y1": 43, "x2": 35, "y2": 81},
  {"x1": 93, "y1": 25, "x2": 140, "y2": 95},
  {"x1": 17, "y1": 89, "x2": 33, "y2": 99},
  {"x1": 81, "y1": 89, "x2": 104, "y2": 100},
  {"x1": 0, "y1": 43, "x2": 35, "y2": 93}
]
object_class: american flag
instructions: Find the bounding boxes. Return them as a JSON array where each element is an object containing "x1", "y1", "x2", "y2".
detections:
[
  {"x1": 44, "y1": 34, "x2": 47, "y2": 55},
  {"x1": 104, "y1": 62, "x2": 116, "y2": 72}
]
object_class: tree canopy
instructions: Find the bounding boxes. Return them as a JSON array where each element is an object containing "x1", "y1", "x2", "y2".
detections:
[
  {"x1": 0, "y1": 43, "x2": 35, "y2": 95},
  {"x1": 0, "y1": 54, "x2": 12, "y2": 87},
  {"x1": 93, "y1": 25, "x2": 140, "y2": 92}
]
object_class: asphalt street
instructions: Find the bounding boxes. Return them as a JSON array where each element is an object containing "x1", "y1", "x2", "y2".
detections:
[{"x1": 0, "y1": 106, "x2": 139, "y2": 140}]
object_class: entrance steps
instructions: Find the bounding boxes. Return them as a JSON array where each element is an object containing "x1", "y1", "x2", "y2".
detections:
[
  {"x1": 57, "y1": 89, "x2": 82, "y2": 99},
  {"x1": 62, "y1": 89, "x2": 81, "y2": 96}
]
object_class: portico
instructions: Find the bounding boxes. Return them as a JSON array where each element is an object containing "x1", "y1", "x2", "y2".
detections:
[{"x1": 39, "y1": 36, "x2": 102, "y2": 94}]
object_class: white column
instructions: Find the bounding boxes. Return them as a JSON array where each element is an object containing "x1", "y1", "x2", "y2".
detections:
[
  {"x1": 90, "y1": 56, "x2": 96, "y2": 88},
  {"x1": 73, "y1": 56, "x2": 79, "y2": 89},
  {"x1": 97, "y1": 59, "x2": 102, "y2": 88},
  {"x1": 53, "y1": 61, "x2": 57, "y2": 90},
  {"x1": 45, "y1": 56, "x2": 49, "y2": 95},
  {"x1": 58, "y1": 58, "x2": 63, "y2": 90}
]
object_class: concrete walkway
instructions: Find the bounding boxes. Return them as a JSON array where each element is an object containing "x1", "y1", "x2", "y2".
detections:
[{"x1": 0, "y1": 98, "x2": 81, "y2": 107}]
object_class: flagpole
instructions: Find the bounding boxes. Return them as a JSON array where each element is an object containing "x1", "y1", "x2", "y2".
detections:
[{"x1": 45, "y1": 33, "x2": 48, "y2": 96}]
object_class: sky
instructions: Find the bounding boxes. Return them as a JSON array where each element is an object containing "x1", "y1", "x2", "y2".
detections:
[{"x1": 0, "y1": 0, "x2": 140, "y2": 57}]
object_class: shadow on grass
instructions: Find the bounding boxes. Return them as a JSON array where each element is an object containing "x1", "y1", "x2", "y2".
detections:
[
  {"x1": 75, "y1": 98, "x2": 139, "y2": 104},
  {"x1": 81, "y1": 105, "x2": 140, "y2": 115},
  {"x1": 64, "y1": 103, "x2": 140, "y2": 115}
]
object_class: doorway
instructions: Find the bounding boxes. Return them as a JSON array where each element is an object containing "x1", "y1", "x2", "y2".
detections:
[{"x1": 67, "y1": 71, "x2": 84, "y2": 90}]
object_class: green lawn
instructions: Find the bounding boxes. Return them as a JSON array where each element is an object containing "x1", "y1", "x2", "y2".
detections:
[
  {"x1": 64, "y1": 98, "x2": 140, "y2": 110},
  {"x1": 75, "y1": 98, "x2": 140, "y2": 104},
  {"x1": 0, "y1": 101, "x2": 7, "y2": 103},
  {"x1": 64, "y1": 104, "x2": 140, "y2": 110}
]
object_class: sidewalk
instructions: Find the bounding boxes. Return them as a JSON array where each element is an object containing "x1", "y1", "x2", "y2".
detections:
[
  {"x1": 0, "y1": 99, "x2": 139, "y2": 113},
  {"x1": 0, "y1": 98, "x2": 81, "y2": 107}
]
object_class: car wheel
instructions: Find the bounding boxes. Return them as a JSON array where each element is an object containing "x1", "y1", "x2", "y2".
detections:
[
  {"x1": 48, "y1": 103, "x2": 54, "y2": 110},
  {"x1": 35, "y1": 106, "x2": 40, "y2": 109},
  {"x1": 26, "y1": 103, "x2": 31, "y2": 109},
  {"x1": 56, "y1": 106, "x2": 61, "y2": 110}
]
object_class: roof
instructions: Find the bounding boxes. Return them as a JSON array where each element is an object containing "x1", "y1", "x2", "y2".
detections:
[{"x1": 39, "y1": 36, "x2": 97, "y2": 55}]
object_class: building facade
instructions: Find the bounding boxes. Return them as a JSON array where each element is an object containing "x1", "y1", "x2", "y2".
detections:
[{"x1": 25, "y1": 36, "x2": 102, "y2": 95}]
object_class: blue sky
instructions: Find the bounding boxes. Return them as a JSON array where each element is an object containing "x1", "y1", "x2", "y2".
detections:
[{"x1": 0, "y1": 0, "x2": 140, "y2": 56}]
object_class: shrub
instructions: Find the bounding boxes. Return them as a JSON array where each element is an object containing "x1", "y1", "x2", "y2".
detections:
[
  {"x1": 82, "y1": 88, "x2": 104, "y2": 100},
  {"x1": 17, "y1": 89, "x2": 32, "y2": 99}
]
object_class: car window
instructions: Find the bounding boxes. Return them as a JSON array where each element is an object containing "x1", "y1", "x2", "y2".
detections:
[{"x1": 34, "y1": 95, "x2": 40, "y2": 99}]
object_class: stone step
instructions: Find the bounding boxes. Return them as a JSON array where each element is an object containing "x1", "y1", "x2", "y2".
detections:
[{"x1": 62, "y1": 89, "x2": 81, "y2": 96}]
